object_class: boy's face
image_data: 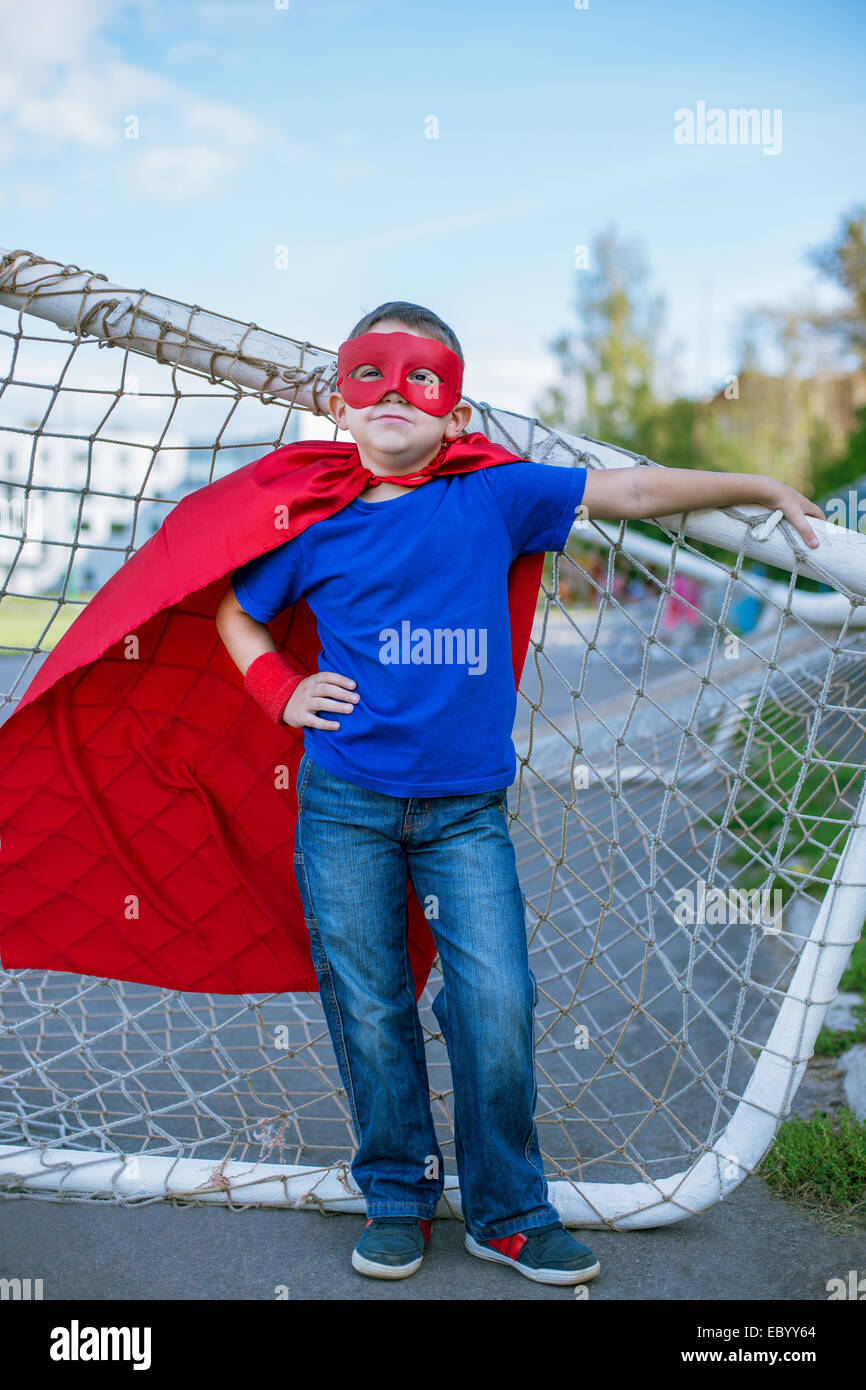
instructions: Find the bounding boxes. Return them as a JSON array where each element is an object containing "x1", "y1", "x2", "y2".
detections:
[{"x1": 328, "y1": 318, "x2": 472, "y2": 468}]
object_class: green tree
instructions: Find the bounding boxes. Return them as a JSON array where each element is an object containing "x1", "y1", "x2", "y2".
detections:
[
  {"x1": 805, "y1": 207, "x2": 866, "y2": 507},
  {"x1": 808, "y1": 204, "x2": 866, "y2": 368},
  {"x1": 535, "y1": 227, "x2": 665, "y2": 449},
  {"x1": 536, "y1": 227, "x2": 743, "y2": 477}
]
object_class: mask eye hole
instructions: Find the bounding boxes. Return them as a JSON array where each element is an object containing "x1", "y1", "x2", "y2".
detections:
[
  {"x1": 408, "y1": 369, "x2": 442, "y2": 385},
  {"x1": 351, "y1": 365, "x2": 442, "y2": 384}
]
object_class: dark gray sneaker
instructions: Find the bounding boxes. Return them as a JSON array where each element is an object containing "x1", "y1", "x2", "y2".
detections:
[
  {"x1": 351, "y1": 1216, "x2": 433, "y2": 1279},
  {"x1": 465, "y1": 1221, "x2": 600, "y2": 1285}
]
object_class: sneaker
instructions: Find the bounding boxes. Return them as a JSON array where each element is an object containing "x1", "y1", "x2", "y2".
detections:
[
  {"x1": 351, "y1": 1216, "x2": 433, "y2": 1280},
  {"x1": 465, "y1": 1220, "x2": 600, "y2": 1285}
]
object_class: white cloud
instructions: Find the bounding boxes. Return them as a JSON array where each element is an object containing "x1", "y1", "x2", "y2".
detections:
[
  {"x1": 161, "y1": 39, "x2": 244, "y2": 68},
  {"x1": 133, "y1": 145, "x2": 236, "y2": 201},
  {"x1": 0, "y1": 0, "x2": 116, "y2": 65},
  {"x1": 0, "y1": 0, "x2": 294, "y2": 199},
  {"x1": 14, "y1": 78, "x2": 119, "y2": 150}
]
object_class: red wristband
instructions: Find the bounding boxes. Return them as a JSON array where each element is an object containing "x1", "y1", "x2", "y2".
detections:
[{"x1": 243, "y1": 651, "x2": 306, "y2": 724}]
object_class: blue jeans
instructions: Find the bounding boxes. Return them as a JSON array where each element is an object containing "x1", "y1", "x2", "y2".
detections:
[{"x1": 293, "y1": 751, "x2": 561, "y2": 1242}]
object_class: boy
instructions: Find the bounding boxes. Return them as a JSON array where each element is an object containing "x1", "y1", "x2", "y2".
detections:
[{"x1": 215, "y1": 301, "x2": 823, "y2": 1285}]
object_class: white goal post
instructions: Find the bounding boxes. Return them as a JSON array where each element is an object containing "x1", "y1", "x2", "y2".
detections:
[{"x1": 1, "y1": 246, "x2": 865, "y2": 1229}]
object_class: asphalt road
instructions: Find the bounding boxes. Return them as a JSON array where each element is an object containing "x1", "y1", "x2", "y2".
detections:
[{"x1": 0, "y1": 1173, "x2": 862, "y2": 1301}]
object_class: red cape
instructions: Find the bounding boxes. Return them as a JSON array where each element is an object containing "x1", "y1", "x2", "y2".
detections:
[{"x1": 0, "y1": 432, "x2": 546, "y2": 997}]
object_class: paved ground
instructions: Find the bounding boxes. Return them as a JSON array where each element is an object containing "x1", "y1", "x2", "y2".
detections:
[
  {"x1": 5, "y1": 1046, "x2": 862, "y2": 1304},
  {"x1": 0, "y1": 1172, "x2": 862, "y2": 1301}
]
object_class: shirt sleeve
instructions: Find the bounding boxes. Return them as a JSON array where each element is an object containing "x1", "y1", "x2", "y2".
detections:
[
  {"x1": 482, "y1": 459, "x2": 587, "y2": 556},
  {"x1": 231, "y1": 536, "x2": 304, "y2": 623}
]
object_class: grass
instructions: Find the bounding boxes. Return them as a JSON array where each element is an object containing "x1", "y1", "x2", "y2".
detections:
[
  {"x1": 717, "y1": 738, "x2": 860, "y2": 904},
  {"x1": 0, "y1": 594, "x2": 91, "y2": 651},
  {"x1": 759, "y1": 1109, "x2": 866, "y2": 1233},
  {"x1": 840, "y1": 934, "x2": 866, "y2": 995},
  {"x1": 813, "y1": 1002, "x2": 866, "y2": 1057}
]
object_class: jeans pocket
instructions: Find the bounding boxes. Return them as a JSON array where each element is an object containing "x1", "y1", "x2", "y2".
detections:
[
  {"x1": 294, "y1": 849, "x2": 331, "y2": 973},
  {"x1": 293, "y1": 847, "x2": 317, "y2": 925},
  {"x1": 306, "y1": 915, "x2": 331, "y2": 974},
  {"x1": 295, "y1": 751, "x2": 313, "y2": 816}
]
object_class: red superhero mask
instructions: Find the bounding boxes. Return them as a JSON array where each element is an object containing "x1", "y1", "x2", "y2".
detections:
[{"x1": 336, "y1": 330, "x2": 464, "y2": 417}]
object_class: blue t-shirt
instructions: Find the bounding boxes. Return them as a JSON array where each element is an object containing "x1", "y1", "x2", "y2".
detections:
[{"x1": 232, "y1": 458, "x2": 587, "y2": 797}]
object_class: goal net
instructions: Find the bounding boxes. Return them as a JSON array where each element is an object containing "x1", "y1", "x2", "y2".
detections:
[{"x1": 1, "y1": 247, "x2": 864, "y2": 1229}]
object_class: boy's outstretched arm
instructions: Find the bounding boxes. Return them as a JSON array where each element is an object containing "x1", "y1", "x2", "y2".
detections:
[{"x1": 582, "y1": 468, "x2": 825, "y2": 549}]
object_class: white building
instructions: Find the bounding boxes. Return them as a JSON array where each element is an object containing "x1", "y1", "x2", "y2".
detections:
[
  {"x1": 0, "y1": 430, "x2": 197, "y2": 597},
  {"x1": 0, "y1": 431, "x2": 293, "y2": 597}
]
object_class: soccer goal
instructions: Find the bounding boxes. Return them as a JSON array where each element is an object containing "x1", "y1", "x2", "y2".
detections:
[{"x1": 1, "y1": 246, "x2": 864, "y2": 1229}]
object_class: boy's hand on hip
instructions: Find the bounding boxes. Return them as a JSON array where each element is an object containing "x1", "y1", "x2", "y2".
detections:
[
  {"x1": 282, "y1": 672, "x2": 360, "y2": 730},
  {"x1": 762, "y1": 481, "x2": 825, "y2": 549}
]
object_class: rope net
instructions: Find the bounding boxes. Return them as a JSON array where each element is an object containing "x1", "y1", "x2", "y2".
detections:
[{"x1": 1, "y1": 249, "x2": 865, "y2": 1227}]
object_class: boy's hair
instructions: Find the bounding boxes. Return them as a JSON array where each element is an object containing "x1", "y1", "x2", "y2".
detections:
[{"x1": 345, "y1": 301, "x2": 464, "y2": 363}]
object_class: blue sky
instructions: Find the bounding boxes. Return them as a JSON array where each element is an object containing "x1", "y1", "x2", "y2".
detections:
[{"x1": 1, "y1": 0, "x2": 864, "y2": 418}]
